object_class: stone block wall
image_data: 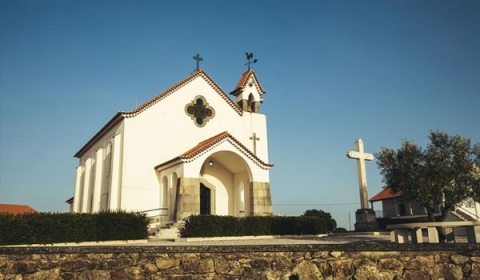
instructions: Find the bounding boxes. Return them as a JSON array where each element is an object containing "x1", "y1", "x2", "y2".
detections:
[
  {"x1": 1, "y1": 243, "x2": 479, "y2": 279},
  {"x1": 250, "y1": 182, "x2": 272, "y2": 216}
]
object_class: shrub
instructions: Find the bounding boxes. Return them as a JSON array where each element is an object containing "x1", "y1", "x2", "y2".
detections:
[
  {"x1": 178, "y1": 215, "x2": 327, "y2": 238},
  {"x1": 0, "y1": 211, "x2": 149, "y2": 245}
]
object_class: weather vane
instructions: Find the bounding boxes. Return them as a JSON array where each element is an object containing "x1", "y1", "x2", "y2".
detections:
[
  {"x1": 245, "y1": 52, "x2": 258, "y2": 70},
  {"x1": 193, "y1": 53, "x2": 203, "y2": 71}
]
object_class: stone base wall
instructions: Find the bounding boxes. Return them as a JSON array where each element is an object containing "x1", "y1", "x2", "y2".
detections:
[
  {"x1": 1, "y1": 244, "x2": 480, "y2": 279},
  {"x1": 250, "y1": 182, "x2": 272, "y2": 216},
  {"x1": 175, "y1": 177, "x2": 200, "y2": 221}
]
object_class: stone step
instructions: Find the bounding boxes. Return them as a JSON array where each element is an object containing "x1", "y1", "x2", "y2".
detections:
[{"x1": 148, "y1": 222, "x2": 180, "y2": 238}]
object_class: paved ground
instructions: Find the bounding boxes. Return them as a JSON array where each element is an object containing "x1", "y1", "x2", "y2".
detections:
[{"x1": 147, "y1": 233, "x2": 392, "y2": 246}]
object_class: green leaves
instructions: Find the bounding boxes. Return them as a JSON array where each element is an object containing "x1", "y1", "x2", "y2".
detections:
[
  {"x1": 0, "y1": 211, "x2": 149, "y2": 245},
  {"x1": 375, "y1": 131, "x2": 480, "y2": 222},
  {"x1": 178, "y1": 215, "x2": 327, "y2": 238},
  {"x1": 301, "y1": 209, "x2": 337, "y2": 232}
]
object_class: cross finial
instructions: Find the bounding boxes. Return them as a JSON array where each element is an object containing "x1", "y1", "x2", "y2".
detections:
[
  {"x1": 193, "y1": 53, "x2": 203, "y2": 71},
  {"x1": 244, "y1": 52, "x2": 258, "y2": 70}
]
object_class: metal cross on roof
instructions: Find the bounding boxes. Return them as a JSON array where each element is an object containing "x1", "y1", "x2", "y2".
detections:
[
  {"x1": 193, "y1": 53, "x2": 203, "y2": 71},
  {"x1": 245, "y1": 52, "x2": 258, "y2": 70}
]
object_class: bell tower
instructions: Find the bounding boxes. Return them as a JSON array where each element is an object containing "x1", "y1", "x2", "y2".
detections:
[
  {"x1": 230, "y1": 53, "x2": 267, "y2": 113},
  {"x1": 230, "y1": 69, "x2": 267, "y2": 113}
]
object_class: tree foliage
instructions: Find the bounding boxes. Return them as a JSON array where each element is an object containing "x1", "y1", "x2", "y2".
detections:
[
  {"x1": 376, "y1": 131, "x2": 480, "y2": 222},
  {"x1": 302, "y1": 209, "x2": 337, "y2": 232}
]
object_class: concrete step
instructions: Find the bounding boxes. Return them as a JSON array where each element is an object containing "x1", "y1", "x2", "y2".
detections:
[{"x1": 148, "y1": 222, "x2": 180, "y2": 238}]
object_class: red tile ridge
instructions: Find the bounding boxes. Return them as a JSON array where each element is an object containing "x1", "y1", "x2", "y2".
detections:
[{"x1": 155, "y1": 131, "x2": 274, "y2": 170}]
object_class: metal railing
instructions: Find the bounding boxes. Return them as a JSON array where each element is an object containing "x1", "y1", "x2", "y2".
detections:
[
  {"x1": 139, "y1": 208, "x2": 169, "y2": 215},
  {"x1": 138, "y1": 208, "x2": 169, "y2": 225}
]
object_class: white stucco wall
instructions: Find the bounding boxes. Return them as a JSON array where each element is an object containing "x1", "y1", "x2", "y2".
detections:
[{"x1": 74, "y1": 121, "x2": 124, "y2": 213}]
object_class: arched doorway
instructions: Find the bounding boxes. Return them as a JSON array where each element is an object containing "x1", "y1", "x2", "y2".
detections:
[
  {"x1": 200, "y1": 151, "x2": 252, "y2": 216},
  {"x1": 200, "y1": 183, "x2": 211, "y2": 215}
]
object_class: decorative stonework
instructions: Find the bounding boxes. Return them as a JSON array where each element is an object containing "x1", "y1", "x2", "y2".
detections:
[{"x1": 185, "y1": 95, "x2": 215, "y2": 127}]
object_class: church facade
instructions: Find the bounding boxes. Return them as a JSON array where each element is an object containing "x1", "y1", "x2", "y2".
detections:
[{"x1": 71, "y1": 69, "x2": 273, "y2": 223}]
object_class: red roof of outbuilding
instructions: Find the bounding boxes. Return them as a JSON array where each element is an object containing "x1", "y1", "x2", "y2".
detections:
[
  {"x1": 0, "y1": 204, "x2": 38, "y2": 214},
  {"x1": 369, "y1": 187, "x2": 402, "y2": 202}
]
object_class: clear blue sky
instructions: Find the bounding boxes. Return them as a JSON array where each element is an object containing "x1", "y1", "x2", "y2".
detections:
[{"x1": 1, "y1": 1, "x2": 479, "y2": 229}]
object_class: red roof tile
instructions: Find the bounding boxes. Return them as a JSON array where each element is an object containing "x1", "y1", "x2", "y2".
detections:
[
  {"x1": 0, "y1": 204, "x2": 38, "y2": 214},
  {"x1": 369, "y1": 187, "x2": 402, "y2": 202},
  {"x1": 155, "y1": 131, "x2": 274, "y2": 170},
  {"x1": 230, "y1": 70, "x2": 267, "y2": 96}
]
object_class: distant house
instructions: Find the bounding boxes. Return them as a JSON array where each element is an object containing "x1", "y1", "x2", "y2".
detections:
[
  {"x1": 369, "y1": 186, "x2": 440, "y2": 219},
  {"x1": 0, "y1": 204, "x2": 38, "y2": 214},
  {"x1": 369, "y1": 187, "x2": 479, "y2": 228}
]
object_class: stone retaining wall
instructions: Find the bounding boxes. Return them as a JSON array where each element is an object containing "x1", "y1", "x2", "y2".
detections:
[{"x1": 1, "y1": 243, "x2": 480, "y2": 279}]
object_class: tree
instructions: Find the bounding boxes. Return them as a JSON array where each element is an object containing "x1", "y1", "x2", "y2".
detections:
[
  {"x1": 376, "y1": 131, "x2": 480, "y2": 222},
  {"x1": 302, "y1": 209, "x2": 337, "y2": 232}
]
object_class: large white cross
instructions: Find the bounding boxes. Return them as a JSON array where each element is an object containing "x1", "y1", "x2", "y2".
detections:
[{"x1": 346, "y1": 138, "x2": 374, "y2": 209}]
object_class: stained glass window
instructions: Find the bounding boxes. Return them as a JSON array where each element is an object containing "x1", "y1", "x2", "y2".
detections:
[{"x1": 185, "y1": 96, "x2": 215, "y2": 127}]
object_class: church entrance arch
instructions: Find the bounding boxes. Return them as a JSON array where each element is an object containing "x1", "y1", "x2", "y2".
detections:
[{"x1": 200, "y1": 151, "x2": 252, "y2": 216}]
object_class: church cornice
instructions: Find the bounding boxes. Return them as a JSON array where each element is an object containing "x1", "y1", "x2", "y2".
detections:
[
  {"x1": 154, "y1": 131, "x2": 274, "y2": 171},
  {"x1": 121, "y1": 69, "x2": 243, "y2": 118},
  {"x1": 74, "y1": 113, "x2": 124, "y2": 158}
]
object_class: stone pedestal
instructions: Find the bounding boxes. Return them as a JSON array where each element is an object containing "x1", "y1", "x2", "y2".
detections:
[{"x1": 354, "y1": 208, "x2": 379, "y2": 231}]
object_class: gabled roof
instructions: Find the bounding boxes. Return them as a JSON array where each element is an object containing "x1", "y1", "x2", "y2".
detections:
[
  {"x1": 155, "y1": 131, "x2": 274, "y2": 170},
  {"x1": 0, "y1": 204, "x2": 38, "y2": 214},
  {"x1": 75, "y1": 69, "x2": 243, "y2": 158},
  {"x1": 122, "y1": 69, "x2": 243, "y2": 117},
  {"x1": 230, "y1": 70, "x2": 267, "y2": 96},
  {"x1": 369, "y1": 186, "x2": 402, "y2": 202}
]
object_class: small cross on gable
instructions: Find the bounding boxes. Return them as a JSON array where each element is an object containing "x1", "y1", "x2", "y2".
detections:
[
  {"x1": 250, "y1": 133, "x2": 260, "y2": 155},
  {"x1": 193, "y1": 53, "x2": 203, "y2": 71}
]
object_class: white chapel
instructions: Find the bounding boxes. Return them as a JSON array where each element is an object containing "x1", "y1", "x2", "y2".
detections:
[{"x1": 70, "y1": 67, "x2": 274, "y2": 223}]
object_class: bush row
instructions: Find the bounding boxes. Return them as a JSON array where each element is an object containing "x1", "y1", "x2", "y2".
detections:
[
  {"x1": 0, "y1": 211, "x2": 149, "y2": 245},
  {"x1": 178, "y1": 215, "x2": 327, "y2": 237}
]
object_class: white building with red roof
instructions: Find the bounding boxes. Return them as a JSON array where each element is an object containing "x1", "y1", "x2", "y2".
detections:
[
  {"x1": 369, "y1": 187, "x2": 479, "y2": 225},
  {"x1": 71, "y1": 69, "x2": 273, "y2": 225}
]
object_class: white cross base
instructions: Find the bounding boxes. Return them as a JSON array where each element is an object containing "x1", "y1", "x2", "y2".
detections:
[{"x1": 346, "y1": 138, "x2": 374, "y2": 209}]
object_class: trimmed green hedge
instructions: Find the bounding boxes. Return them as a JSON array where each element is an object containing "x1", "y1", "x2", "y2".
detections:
[
  {"x1": 178, "y1": 215, "x2": 326, "y2": 238},
  {"x1": 0, "y1": 211, "x2": 149, "y2": 245}
]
